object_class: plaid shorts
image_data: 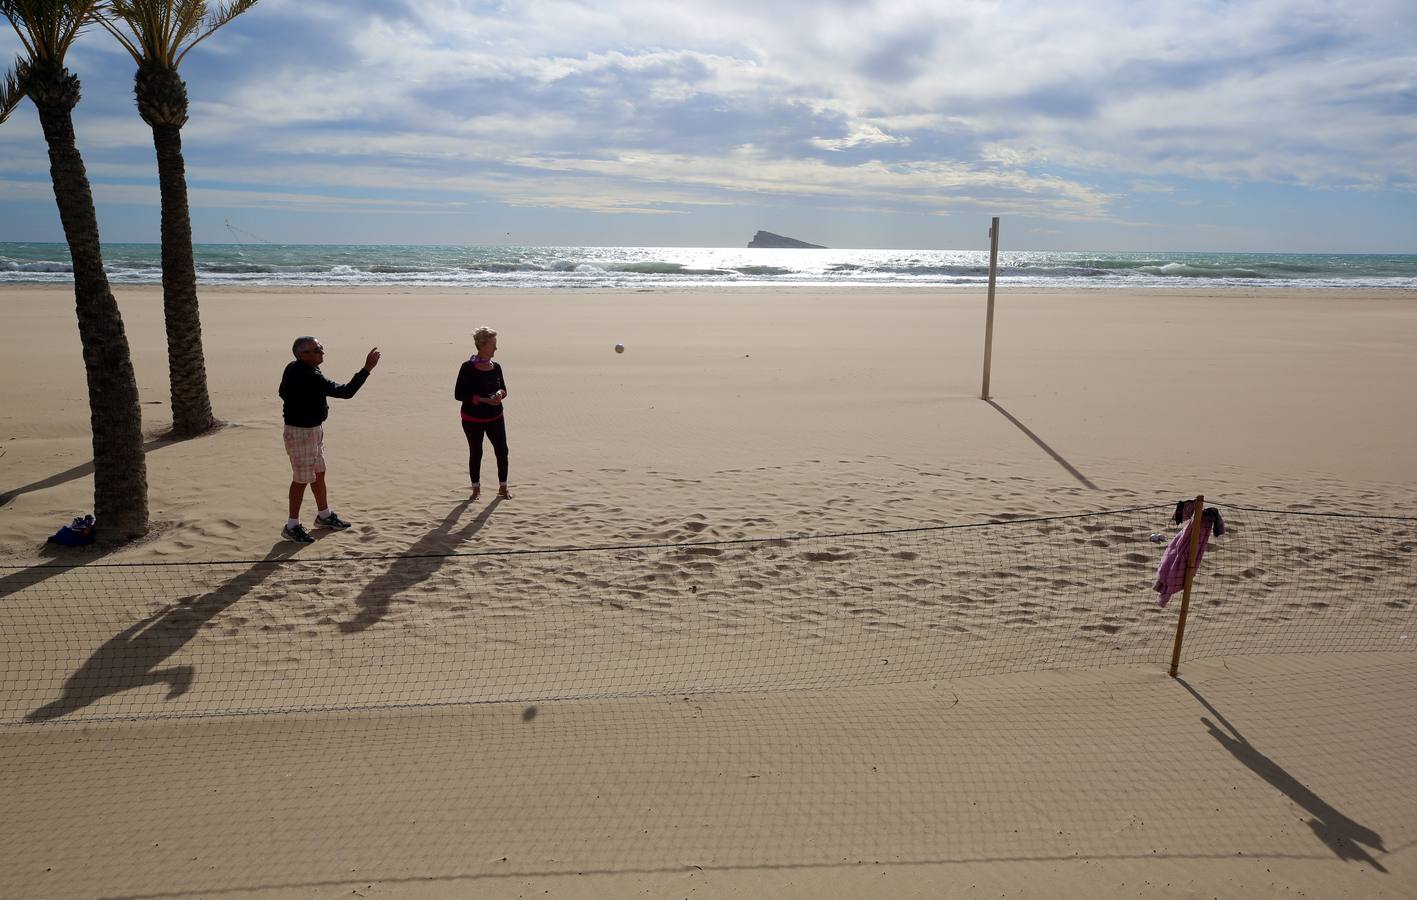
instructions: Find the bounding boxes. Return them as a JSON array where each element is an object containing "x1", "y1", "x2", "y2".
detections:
[{"x1": 283, "y1": 425, "x2": 326, "y2": 484}]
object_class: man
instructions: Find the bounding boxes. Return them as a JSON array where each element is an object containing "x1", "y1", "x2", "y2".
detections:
[{"x1": 278, "y1": 336, "x2": 381, "y2": 543}]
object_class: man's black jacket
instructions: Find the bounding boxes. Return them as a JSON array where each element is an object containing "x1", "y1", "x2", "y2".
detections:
[{"x1": 279, "y1": 360, "x2": 369, "y2": 427}]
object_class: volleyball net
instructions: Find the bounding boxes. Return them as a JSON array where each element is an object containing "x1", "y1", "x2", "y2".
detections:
[{"x1": 1, "y1": 502, "x2": 1412, "y2": 726}]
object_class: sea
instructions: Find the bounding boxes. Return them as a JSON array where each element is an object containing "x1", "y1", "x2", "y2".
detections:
[{"x1": 2, "y1": 243, "x2": 1416, "y2": 290}]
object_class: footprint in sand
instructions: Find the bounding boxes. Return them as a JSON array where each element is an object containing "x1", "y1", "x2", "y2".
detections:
[
  {"x1": 1080, "y1": 623, "x2": 1123, "y2": 634},
  {"x1": 802, "y1": 550, "x2": 852, "y2": 562},
  {"x1": 680, "y1": 546, "x2": 722, "y2": 557}
]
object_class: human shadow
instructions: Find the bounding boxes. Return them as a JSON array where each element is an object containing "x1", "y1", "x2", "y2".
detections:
[
  {"x1": 24, "y1": 542, "x2": 303, "y2": 723},
  {"x1": 0, "y1": 434, "x2": 187, "y2": 508},
  {"x1": 1177, "y1": 678, "x2": 1387, "y2": 871},
  {"x1": 338, "y1": 498, "x2": 501, "y2": 635},
  {"x1": 986, "y1": 400, "x2": 1098, "y2": 490}
]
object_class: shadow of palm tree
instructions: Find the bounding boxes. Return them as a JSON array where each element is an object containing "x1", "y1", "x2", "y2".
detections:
[
  {"x1": 0, "y1": 432, "x2": 233, "y2": 598},
  {"x1": 0, "y1": 434, "x2": 189, "y2": 508},
  {"x1": 0, "y1": 543, "x2": 122, "y2": 603},
  {"x1": 1177, "y1": 678, "x2": 1387, "y2": 871},
  {"x1": 24, "y1": 542, "x2": 303, "y2": 722},
  {"x1": 338, "y1": 498, "x2": 501, "y2": 635},
  {"x1": 986, "y1": 400, "x2": 1098, "y2": 490}
]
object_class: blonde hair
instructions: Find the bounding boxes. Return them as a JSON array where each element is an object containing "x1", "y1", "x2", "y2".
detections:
[{"x1": 472, "y1": 327, "x2": 497, "y2": 351}]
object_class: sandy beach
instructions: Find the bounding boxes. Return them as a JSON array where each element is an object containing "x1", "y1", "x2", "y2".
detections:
[
  {"x1": 3, "y1": 284, "x2": 1415, "y2": 556},
  {"x1": 2, "y1": 284, "x2": 1415, "y2": 897}
]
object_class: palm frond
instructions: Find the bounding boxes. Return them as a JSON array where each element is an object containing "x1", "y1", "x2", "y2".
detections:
[
  {"x1": 1, "y1": 0, "x2": 106, "y2": 65},
  {"x1": 98, "y1": 0, "x2": 256, "y2": 69},
  {"x1": 0, "y1": 3, "x2": 39, "y2": 61},
  {"x1": 175, "y1": 0, "x2": 256, "y2": 67},
  {"x1": 0, "y1": 62, "x2": 25, "y2": 125}
]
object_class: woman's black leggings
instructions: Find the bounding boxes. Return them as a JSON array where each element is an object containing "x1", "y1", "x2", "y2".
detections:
[{"x1": 462, "y1": 417, "x2": 509, "y2": 485}]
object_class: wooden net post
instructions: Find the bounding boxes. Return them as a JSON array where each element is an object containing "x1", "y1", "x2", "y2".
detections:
[
  {"x1": 1168, "y1": 494, "x2": 1206, "y2": 678},
  {"x1": 980, "y1": 217, "x2": 1000, "y2": 400}
]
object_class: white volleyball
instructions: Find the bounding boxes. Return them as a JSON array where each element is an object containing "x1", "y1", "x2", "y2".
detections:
[{"x1": 614, "y1": 343, "x2": 625, "y2": 353}]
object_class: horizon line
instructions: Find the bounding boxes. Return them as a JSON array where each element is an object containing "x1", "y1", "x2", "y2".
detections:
[{"x1": 2, "y1": 241, "x2": 1415, "y2": 256}]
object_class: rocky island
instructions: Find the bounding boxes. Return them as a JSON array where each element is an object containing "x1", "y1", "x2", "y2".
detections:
[{"x1": 747, "y1": 231, "x2": 827, "y2": 249}]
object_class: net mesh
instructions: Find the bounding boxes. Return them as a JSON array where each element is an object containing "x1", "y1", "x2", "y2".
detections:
[{"x1": 2, "y1": 502, "x2": 1412, "y2": 726}]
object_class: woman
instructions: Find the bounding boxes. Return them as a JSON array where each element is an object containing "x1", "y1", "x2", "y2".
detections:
[{"x1": 454, "y1": 326, "x2": 511, "y2": 500}]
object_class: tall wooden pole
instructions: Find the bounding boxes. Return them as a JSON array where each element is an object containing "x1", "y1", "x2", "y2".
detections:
[
  {"x1": 1168, "y1": 494, "x2": 1206, "y2": 678},
  {"x1": 981, "y1": 217, "x2": 1000, "y2": 400}
]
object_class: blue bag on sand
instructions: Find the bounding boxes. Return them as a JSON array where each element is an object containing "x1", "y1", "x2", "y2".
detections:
[{"x1": 47, "y1": 514, "x2": 96, "y2": 547}]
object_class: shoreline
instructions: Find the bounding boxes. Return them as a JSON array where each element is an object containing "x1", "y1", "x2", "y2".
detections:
[{"x1": 6, "y1": 282, "x2": 1417, "y2": 298}]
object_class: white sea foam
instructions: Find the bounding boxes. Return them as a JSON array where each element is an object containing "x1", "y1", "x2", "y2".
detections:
[{"x1": 1, "y1": 244, "x2": 1414, "y2": 290}]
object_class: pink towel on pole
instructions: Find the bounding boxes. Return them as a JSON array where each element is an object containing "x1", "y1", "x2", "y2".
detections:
[{"x1": 1154, "y1": 516, "x2": 1212, "y2": 607}]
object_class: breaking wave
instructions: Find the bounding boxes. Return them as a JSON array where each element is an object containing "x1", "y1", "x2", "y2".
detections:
[{"x1": 2, "y1": 244, "x2": 1414, "y2": 290}]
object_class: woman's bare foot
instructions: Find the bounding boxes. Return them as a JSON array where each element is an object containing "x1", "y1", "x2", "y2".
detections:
[
  {"x1": 497, "y1": 487, "x2": 512, "y2": 499},
  {"x1": 471, "y1": 486, "x2": 481, "y2": 501}
]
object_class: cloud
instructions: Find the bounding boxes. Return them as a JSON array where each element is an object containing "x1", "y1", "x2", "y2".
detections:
[
  {"x1": 0, "y1": 178, "x2": 54, "y2": 201},
  {"x1": 1129, "y1": 180, "x2": 1177, "y2": 195},
  {"x1": 858, "y1": 27, "x2": 938, "y2": 84},
  {"x1": 812, "y1": 124, "x2": 910, "y2": 152},
  {"x1": 1, "y1": 0, "x2": 1414, "y2": 247}
]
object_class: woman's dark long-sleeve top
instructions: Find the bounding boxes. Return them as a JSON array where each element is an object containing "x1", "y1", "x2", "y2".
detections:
[{"x1": 454, "y1": 361, "x2": 507, "y2": 423}]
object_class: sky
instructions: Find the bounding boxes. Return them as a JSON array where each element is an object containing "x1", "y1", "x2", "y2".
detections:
[{"x1": 1, "y1": 0, "x2": 1415, "y2": 251}]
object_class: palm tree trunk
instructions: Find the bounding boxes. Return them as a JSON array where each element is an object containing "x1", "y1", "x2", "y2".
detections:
[
  {"x1": 151, "y1": 120, "x2": 217, "y2": 436},
  {"x1": 30, "y1": 64, "x2": 149, "y2": 542}
]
